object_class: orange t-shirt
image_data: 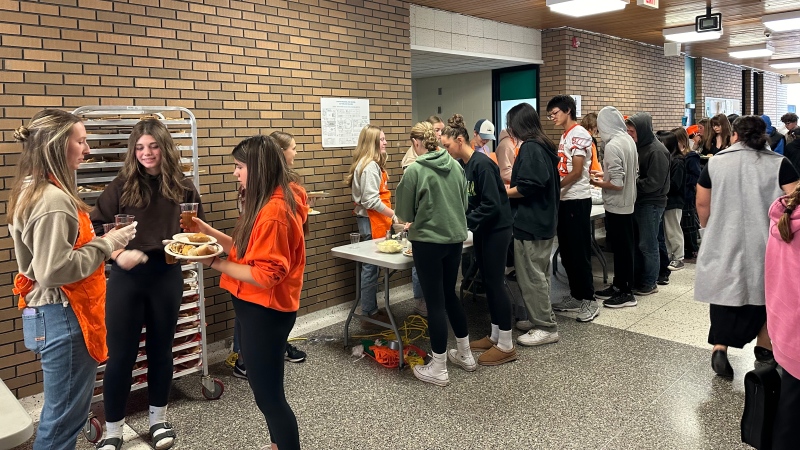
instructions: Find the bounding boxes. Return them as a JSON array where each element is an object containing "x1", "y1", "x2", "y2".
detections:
[{"x1": 220, "y1": 184, "x2": 308, "y2": 312}]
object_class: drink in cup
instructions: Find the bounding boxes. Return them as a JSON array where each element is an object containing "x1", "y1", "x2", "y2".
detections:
[
  {"x1": 114, "y1": 214, "x2": 135, "y2": 230},
  {"x1": 349, "y1": 232, "x2": 360, "y2": 247},
  {"x1": 180, "y1": 203, "x2": 199, "y2": 230},
  {"x1": 102, "y1": 223, "x2": 116, "y2": 235}
]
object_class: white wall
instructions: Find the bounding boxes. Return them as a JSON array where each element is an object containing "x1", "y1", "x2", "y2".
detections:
[{"x1": 412, "y1": 70, "x2": 493, "y2": 141}]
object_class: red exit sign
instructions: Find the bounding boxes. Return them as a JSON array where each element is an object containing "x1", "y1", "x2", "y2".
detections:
[{"x1": 637, "y1": 0, "x2": 658, "y2": 8}]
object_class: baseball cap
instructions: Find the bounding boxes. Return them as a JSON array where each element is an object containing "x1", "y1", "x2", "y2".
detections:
[
  {"x1": 474, "y1": 119, "x2": 496, "y2": 140},
  {"x1": 686, "y1": 124, "x2": 699, "y2": 138}
]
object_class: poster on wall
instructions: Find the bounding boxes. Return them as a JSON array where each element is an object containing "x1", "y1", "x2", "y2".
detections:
[
  {"x1": 704, "y1": 97, "x2": 741, "y2": 118},
  {"x1": 321, "y1": 98, "x2": 370, "y2": 148},
  {"x1": 570, "y1": 95, "x2": 582, "y2": 118}
]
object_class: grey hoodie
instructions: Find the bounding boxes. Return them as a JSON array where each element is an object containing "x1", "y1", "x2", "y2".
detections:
[
  {"x1": 351, "y1": 160, "x2": 387, "y2": 217},
  {"x1": 629, "y1": 112, "x2": 670, "y2": 207},
  {"x1": 597, "y1": 106, "x2": 638, "y2": 214}
]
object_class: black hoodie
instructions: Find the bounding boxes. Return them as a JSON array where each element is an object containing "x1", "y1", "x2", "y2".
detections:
[
  {"x1": 629, "y1": 113, "x2": 670, "y2": 207},
  {"x1": 509, "y1": 139, "x2": 561, "y2": 240},
  {"x1": 464, "y1": 151, "x2": 513, "y2": 233}
]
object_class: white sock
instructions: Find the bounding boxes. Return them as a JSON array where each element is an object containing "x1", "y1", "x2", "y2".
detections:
[
  {"x1": 455, "y1": 336, "x2": 471, "y2": 356},
  {"x1": 490, "y1": 324, "x2": 499, "y2": 342},
  {"x1": 105, "y1": 419, "x2": 125, "y2": 439},
  {"x1": 149, "y1": 405, "x2": 167, "y2": 428},
  {"x1": 498, "y1": 329, "x2": 513, "y2": 351}
]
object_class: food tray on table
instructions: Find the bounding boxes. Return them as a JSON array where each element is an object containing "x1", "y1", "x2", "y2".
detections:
[{"x1": 165, "y1": 242, "x2": 223, "y2": 260}]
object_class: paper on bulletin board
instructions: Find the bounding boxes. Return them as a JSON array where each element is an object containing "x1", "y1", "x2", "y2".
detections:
[
  {"x1": 704, "y1": 97, "x2": 741, "y2": 118},
  {"x1": 321, "y1": 98, "x2": 370, "y2": 148},
  {"x1": 570, "y1": 95, "x2": 582, "y2": 118}
]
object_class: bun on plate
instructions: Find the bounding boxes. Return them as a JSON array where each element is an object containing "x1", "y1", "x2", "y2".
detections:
[
  {"x1": 189, "y1": 244, "x2": 216, "y2": 256},
  {"x1": 188, "y1": 232, "x2": 211, "y2": 243}
]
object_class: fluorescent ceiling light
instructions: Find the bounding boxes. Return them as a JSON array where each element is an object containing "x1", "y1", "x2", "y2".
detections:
[
  {"x1": 663, "y1": 25, "x2": 722, "y2": 43},
  {"x1": 728, "y1": 43, "x2": 774, "y2": 59},
  {"x1": 763, "y1": 10, "x2": 800, "y2": 32},
  {"x1": 770, "y1": 58, "x2": 800, "y2": 70},
  {"x1": 546, "y1": 0, "x2": 629, "y2": 18}
]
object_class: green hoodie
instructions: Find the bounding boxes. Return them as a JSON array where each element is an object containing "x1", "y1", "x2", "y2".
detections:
[{"x1": 396, "y1": 149, "x2": 468, "y2": 244}]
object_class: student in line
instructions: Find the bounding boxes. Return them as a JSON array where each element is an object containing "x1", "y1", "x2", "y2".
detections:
[
  {"x1": 702, "y1": 114, "x2": 732, "y2": 156},
  {"x1": 9, "y1": 109, "x2": 136, "y2": 450},
  {"x1": 547, "y1": 95, "x2": 599, "y2": 322},
  {"x1": 194, "y1": 135, "x2": 307, "y2": 449},
  {"x1": 402, "y1": 115, "x2": 444, "y2": 168},
  {"x1": 345, "y1": 125, "x2": 396, "y2": 328},
  {"x1": 439, "y1": 114, "x2": 516, "y2": 366},
  {"x1": 656, "y1": 130, "x2": 686, "y2": 273},
  {"x1": 94, "y1": 119, "x2": 203, "y2": 450},
  {"x1": 672, "y1": 127, "x2": 702, "y2": 262},
  {"x1": 396, "y1": 118, "x2": 471, "y2": 386},
  {"x1": 591, "y1": 106, "x2": 639, "y2": 309},
  {"x1": 472, "y1": 119, "x2": 495, "y2": 155},
  {"x1": 504, "y1": 103, "x2": 561, "y2": 346}
]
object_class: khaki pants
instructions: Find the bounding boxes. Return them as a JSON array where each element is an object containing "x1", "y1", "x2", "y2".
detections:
[
  {"x1": 663, "y1": 208, "x2": 684, "y2": 261},
  {"x1": 513, "y1": 238, "x2": 557, "y2": 331}
]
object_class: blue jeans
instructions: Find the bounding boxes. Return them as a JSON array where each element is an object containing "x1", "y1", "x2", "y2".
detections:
[
  {"x1": 23, "y1": 303, "x2": 97, "y2": 450},
  {"x1": 356, "y1": 216, "x2": 379, "y2": 315},
  {"x1": 412, "y1": 266, "x2": 423, "y2": 299},
  {"x1": 633, "y1": 204, "x2": 665, "y2": 288}
]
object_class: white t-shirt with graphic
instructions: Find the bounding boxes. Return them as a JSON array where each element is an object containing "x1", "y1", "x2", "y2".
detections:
[{"x1": 558, "y1": 124, "x2": 593, "y2": 200}]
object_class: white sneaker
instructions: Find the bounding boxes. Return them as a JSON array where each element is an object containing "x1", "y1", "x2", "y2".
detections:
[
  {"x1": 413, "y1": 360, "x2": 449, "y2": 386},
  {"x1": 515, "y1": 320, "x2": 534, "y2": 331},
  {"x1": 552, "y1": 295, "x2": 583, "y2": 312},
  {"x1": 516, "y1": 329, "x2": 560, "y2": 347},
  {"x1": 447, "y1": 349, "x2": 477, "y2": 372}
]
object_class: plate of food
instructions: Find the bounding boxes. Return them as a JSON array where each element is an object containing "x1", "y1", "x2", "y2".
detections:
[
  {"x1": 165, "y1": 242, "x2": 223, "y2": 260},
  {"x1": 376, "y1": 239, "x2": 404, "y2": 254},
  {"x1": 173, "y1": 232, "x2": 217, "y2": 245},
  {"x1": 402, "y1": 248, "x2": 413, "y2": 257}
]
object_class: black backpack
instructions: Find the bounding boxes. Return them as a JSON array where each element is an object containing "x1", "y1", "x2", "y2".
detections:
[{"x1": 741, "y1": 364, "x2": 781, "y2": 450}]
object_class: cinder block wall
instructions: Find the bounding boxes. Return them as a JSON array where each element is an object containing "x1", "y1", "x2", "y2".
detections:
[
  {"x1": 695, "y1": 58, "x2": 742, "y2": 120},
  {"x1": 0, "y1": 0, "x2": 411, "y2": 397}
]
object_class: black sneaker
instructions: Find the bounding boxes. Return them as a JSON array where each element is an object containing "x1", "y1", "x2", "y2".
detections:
[
  {"x1": 233, "y1": 360, "x2": 247, "y2": 379},
  {"x1": 594, "y1": 285, "x2": 619, "y2": 300},
  {"x1": 633, "y1": 285, "x2": 659, "y2": 296},
  {"x1": 657, "y1": 274, "x2": 670, "y2": 285},
  {"x1": 603, "y1": 292, "x2": 638, "y2": 308},
  {"x1": 285, "y1": 343, "x2": 306, "y2": 363}
]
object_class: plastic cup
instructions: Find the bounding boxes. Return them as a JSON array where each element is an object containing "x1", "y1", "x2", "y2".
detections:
[
  {"x1": 180, "y1": 203, "x2": 199, "y2": 230},
  {"x1": 114, "y1": 214, "x2": 135, "y2": 229},
  {"x1": 349, "y1": 233, "x2": 360, "y2": 246},
  {"x1": 102, "y1": 223, "x2": 116, "y2": 235}
]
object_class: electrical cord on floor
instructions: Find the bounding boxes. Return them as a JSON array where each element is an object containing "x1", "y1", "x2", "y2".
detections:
[{"x1": 351, "y1": 314, "x2": 429, "y2": 345}]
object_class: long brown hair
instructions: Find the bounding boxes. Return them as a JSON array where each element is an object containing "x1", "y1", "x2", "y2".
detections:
[
  {"x1": 778, "y1": 184, "x2": 800, "y2": 243},
  {"x1": 231, "y1": 135, "x2": 297, "y2": 259},
  {"x1": 671, "y1": 127, "x2": 691, "y2": 155},
  {"x1": 9, "y1": 109, "x2": 89, "y2": 224},
  {"x1": 119, "y1": 119, "x2": 186, "y2": 208},
  {"x1": 704, "y1": 114, "x2": 732, "y2": 152},
  {"x1": 344, "y1": 125, "x2": 384, "y2": 187}
]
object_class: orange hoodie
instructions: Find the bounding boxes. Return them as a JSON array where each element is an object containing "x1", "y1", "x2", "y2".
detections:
[{"x1": 220, "y1": 184, "x2": 308, "y2": 312}]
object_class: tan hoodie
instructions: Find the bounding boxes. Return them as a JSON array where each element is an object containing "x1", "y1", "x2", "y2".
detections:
[{"x1": 495, "y1": 130, "x2": 516, "y2": 184}]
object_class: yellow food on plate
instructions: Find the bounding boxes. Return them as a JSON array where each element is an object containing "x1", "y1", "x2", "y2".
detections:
[
  {"x1": 189, "y1": 244, "x2": 217, "y2": 256},
  {"x1": 187, "y1": 232, "x2": 211, "y2": 243},
  {"x1": 377, "y1": 240, "x2": 404, "y2": 253}
]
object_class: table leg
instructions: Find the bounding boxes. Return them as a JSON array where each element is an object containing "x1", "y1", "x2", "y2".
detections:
[
  {"x1": 343, "y1": 261, "x2": 362, "y2": 349},
  {"x1": 383, "y1": 267, "x2": 404, "y2": 369}
]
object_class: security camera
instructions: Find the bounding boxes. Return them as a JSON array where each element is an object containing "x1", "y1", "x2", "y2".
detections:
[{"x1": 765, "y1": 30, "x2": 772, "y2": 38}]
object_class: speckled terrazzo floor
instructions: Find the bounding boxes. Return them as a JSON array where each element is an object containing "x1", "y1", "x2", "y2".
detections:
[{"x1": 13, "y1": 251, "x2": 758, "y2": 450}]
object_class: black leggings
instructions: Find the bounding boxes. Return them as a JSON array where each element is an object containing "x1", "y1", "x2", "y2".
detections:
[
  {"x1": 474, "y1": 227, "x2": 512, "y2": 330},
  {"x1": 232, "y1": 296, "x2": 299, "y2": 450},
  {"x1": 104, "y1": 253, "x2": 182, "y2": 422},
  {"x1": 412, "y1": 241, "x2": 468, "y2": 354},
  {"x1": 773, "y1": 367, "x2": 800, "y2": 450}
]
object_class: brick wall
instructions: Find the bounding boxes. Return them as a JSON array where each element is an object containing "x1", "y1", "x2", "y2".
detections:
[
  {"x1": 539, "y1": 29, "x2": 685, "y2": 141},
  {"x1": 0, "y1": 0, "x2": 411, "y2": 397},
  {"x1": 762, "y1": 71, "x2": 787, "y2": 123},
  {"x1": 695, "y1": 58, "x2": 742, "y2": 119}
]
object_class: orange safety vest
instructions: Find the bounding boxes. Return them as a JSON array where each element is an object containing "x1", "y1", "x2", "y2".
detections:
[
  {"x1": 14, "y1": 209, "x2": 108, "y2": 362},
  {"x1": 590, "y1": 141, "x2": 602, "y2": 173},
  {"x1": 366, "y1": 170, "x2": 393, "y2": 240}
]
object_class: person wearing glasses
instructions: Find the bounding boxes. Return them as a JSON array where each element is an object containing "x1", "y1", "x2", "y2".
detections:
[{"x1": 546, "y1": 95, "x2": 599, "y2": 323}]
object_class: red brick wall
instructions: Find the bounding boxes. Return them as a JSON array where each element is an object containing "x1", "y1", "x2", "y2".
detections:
[
  {"x1": 0, "y1": 0, "x2": 411, "y2": 397},
  {"x1": 540, "y1": 29, "x2": 685, "y2": 140}
]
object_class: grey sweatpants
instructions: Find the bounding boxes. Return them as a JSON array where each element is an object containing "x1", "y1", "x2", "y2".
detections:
[{"x1": 513, "y1": 238, "x2": 557, "y2": 332}]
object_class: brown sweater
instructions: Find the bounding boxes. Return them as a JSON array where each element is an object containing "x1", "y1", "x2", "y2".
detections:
[{"x1": 91, "y1": 174, "x2": 205, "y2": 253}]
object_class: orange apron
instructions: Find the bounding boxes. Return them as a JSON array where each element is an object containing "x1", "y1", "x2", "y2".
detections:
[
  {"x1": 14, "y1": 209, "x2": 108, "y2": 362},
  {"x1": 366, "y1": 170, "x2": 393, "y2": 240}
]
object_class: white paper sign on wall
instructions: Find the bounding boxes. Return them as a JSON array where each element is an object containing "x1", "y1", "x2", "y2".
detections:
[
  {"x1": 570, "y1": 95, "x2": 582, "y2": 118},
  {"x1": 321, "y1": 98, "x2": 370, "y2": 148},
  {"x1": 637, "y1": 0, "x2": 658, "y2": 9}
]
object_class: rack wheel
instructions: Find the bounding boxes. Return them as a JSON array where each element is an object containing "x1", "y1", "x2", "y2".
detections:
[
  {"x1": 83, "y1": 416, "x2": 102, "y2": 443},
  {"x1": 201, "y1": 378, "x2": 224, "y2": 400}
]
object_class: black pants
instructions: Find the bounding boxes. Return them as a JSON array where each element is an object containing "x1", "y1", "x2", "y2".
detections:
[
  {"x1": 232, "y1": 296, "x2": 299, "y2": 450},
  {"x1": 412, "y1": 241, "x2": 469, "y2": 354},
  {"x1": 104, "y1": 253, "x2": 182, "y2": 422},
  {"x1": 605, "y1": 212, "x2": 635, "y2": 293},
  {"x1": 557, "y1": 198, "x2": 594, "y2": 300},
  {"x1": 474, "y1": 227, "x2": 513, "y2": 330},
  {"x1": 658, "y1": 219, "x2": 670, "y2": 278},
  {"x1": 681, "y1": 205, "x2": 700, "y2": 257},
  {"x1": 773, "y1": 367, "x2": 800, "y2": 450}
]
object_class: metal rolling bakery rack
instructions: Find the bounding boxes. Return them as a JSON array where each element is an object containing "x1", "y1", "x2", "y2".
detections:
[{"x1": 71, "y1": 106, "x2": 223, "y2": 443}]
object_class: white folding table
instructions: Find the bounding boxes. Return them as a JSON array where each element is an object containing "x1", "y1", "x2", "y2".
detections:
[{"x1": 0, "y1": 377, "x2": 34, "y2": 449}]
